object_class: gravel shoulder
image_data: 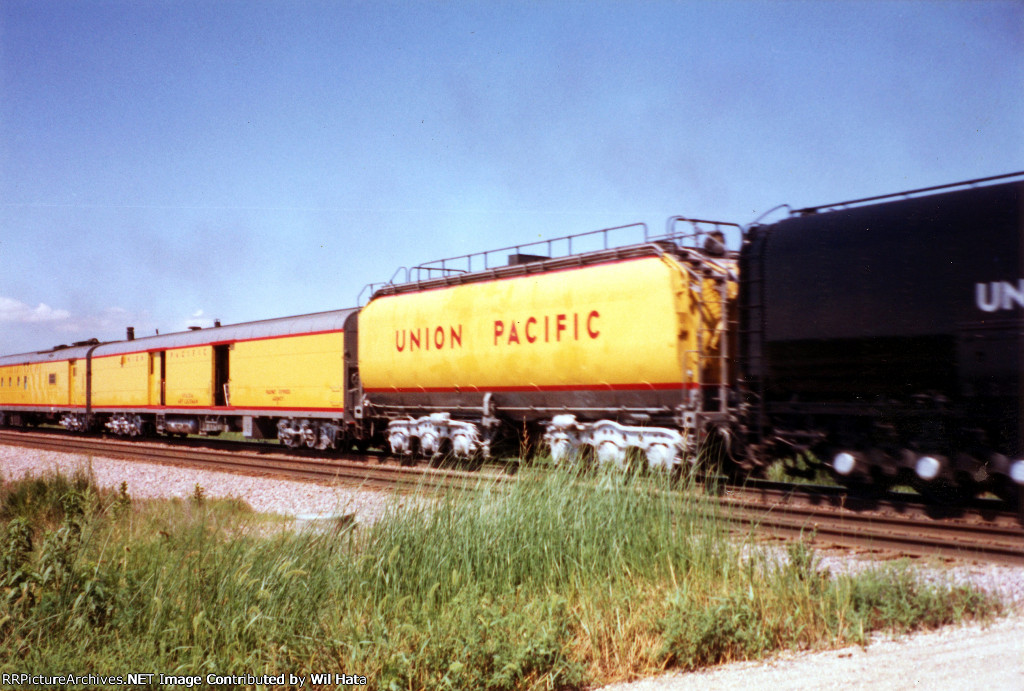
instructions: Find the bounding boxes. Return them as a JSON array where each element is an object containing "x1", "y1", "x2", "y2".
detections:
[
  {"x1": 598, "y1": 615, "x2": 1024, "y2": 691},
  {"x1": 0, "y1": 444, "x2": 394, "y2": 525},
  {"x1": 3, "y1": 443, "x2": 1022, "y2": 690}
]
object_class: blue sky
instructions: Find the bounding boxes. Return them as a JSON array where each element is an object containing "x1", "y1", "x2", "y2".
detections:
[{"x1": 1, "y1": 0, "x2": 1021, "y2": 354}]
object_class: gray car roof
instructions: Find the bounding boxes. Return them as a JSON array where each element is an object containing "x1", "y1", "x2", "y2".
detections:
[
  {"x1": 1, "y1": 307, "x2": 358, "y2": 364},
  {"x1": 0, "y1": 342, "x2": 102, "y2": 366}
]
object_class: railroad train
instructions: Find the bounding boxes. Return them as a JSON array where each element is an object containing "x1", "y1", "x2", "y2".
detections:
[{"x1": 1, "y1": 173, "x2": 1022, "y2": 503}]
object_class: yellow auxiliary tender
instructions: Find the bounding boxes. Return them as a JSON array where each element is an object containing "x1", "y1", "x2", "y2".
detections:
[{"x1": 358, "y1": 222, "x2": 739, "y2": 468}]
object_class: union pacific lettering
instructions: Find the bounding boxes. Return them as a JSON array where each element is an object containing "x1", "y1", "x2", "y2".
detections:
[
  {"x1": 395, "y1": 325, "x2": 463, "y2": 352},
  {"x1": 494, "y1": 310, "x2": 600, "y2": 345},
  {"x1": 392, "y1": 311, "x2": 601, "y2": 352}
]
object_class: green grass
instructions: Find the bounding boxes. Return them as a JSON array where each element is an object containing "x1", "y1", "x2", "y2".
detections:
[{"x1": 0, "y1": 465, "x2": 1003, "y2": 690}]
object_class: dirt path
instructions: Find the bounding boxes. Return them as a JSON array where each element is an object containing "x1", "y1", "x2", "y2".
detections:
[{"x1": 598, "y1": 615, "x2": 1024, "y2": 690}]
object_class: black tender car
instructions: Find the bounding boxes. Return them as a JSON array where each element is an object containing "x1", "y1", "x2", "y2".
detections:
[{"x1": 739, "y1": 175, "x2": 1023, "y2": 498}]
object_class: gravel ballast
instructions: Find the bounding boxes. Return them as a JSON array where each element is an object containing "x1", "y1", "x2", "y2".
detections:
[
  {"x1": 0, "y1": 444, "x2": 393, "y2": 525},
  {"x1": 2, "y1": 443, "x2": 1022, "y2": 689}
]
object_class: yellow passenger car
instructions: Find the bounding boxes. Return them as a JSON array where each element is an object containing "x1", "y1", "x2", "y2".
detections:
[
  {"x1": 230, "y1": 332, "x2": 346, "y2": 411},
  {"x1": 0, "y1": 341, "x2": 97, "y2": 428},
  {"x1": 1, "y1": 310, "x2": 357, "y2": 447}
]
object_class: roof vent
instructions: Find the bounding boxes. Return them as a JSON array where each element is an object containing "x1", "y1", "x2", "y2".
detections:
[{"x1": 507, "y1": 253, "x2": 548, "y2": 266}]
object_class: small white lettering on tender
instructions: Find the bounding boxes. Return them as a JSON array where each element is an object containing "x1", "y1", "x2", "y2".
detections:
[{"x1": 976, "y1": 279, "x2": 1024, "y2": 312}]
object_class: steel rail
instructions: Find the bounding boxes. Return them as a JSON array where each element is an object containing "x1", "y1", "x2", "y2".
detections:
[{"x1": 715, "y1": 484, "x2": 1024, "y2": 566}]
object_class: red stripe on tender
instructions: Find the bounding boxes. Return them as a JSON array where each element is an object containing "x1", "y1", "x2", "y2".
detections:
[{"x1": 364, "y1": 382, "x2": 700, "y2": 394}]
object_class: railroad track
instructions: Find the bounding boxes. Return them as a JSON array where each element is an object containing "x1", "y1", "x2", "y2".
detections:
[
  {"x1": 715, "y1": 483, "x2": 1024, "y2": 566},
  {"x1": 0, "y1": 429, "x2": 512, "y2": 493},
  {"x1": 2, "y1": 429, "x2": 1021, "y2": 565}
]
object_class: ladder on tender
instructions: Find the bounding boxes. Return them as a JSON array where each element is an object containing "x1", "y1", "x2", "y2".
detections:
[
  {"x1": 736, "y1": 228, "x2": 768, "y2": 443},
  {"x1": 652, "y1": 218, "x2": 742, "y2": 452}
]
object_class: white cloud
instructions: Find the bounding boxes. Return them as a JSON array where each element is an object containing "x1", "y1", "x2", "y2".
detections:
[
  {"x1": 66, "y1": 307, "x2": 134, "y2": 335},
  {"x1": 0, "y1": 296, "x2": 71, "y2": 323},
  {"x1": 0, "y1": 301, "x2": 160, "y2": 354}
]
